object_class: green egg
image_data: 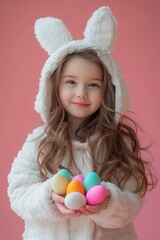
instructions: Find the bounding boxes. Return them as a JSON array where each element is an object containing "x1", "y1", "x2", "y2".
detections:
[
  {"x1": 84, "y1": 172, "x2": 101, "y2": 192},
  {"x1": 58, "y1": 169, "x2": 71, "y2": 182}
]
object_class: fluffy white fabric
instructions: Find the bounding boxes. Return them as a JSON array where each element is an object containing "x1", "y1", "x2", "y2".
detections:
[
  {"x1": 34, "y1": 17, "x2": 73, "y2": 55},
  {"x1": 84, "y1": 6, "x2": 117, "y2": 52}
]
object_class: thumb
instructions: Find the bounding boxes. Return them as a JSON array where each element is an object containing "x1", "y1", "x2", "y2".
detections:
[{"x1": 52, "y1": 191, "x2": 64, "y2": 204}]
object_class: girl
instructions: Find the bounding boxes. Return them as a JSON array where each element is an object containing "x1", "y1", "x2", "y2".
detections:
[{"x1": 8, "y1": 6, "x2": 156, "y2": 240}]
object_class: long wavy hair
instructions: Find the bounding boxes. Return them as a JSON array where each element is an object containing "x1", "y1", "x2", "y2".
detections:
[{"x1": 37, "y1": 48, "x2": 157, "y2": 196}]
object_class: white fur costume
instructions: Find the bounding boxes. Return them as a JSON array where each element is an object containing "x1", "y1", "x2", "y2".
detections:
[{"x1": 8, "y1": 7, "x2": 143, "y2": 240}]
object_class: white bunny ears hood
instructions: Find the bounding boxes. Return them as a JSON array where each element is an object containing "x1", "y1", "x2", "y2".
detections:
[{"x1": 34, "y1": 6, "x2": 131, "y2": 123}]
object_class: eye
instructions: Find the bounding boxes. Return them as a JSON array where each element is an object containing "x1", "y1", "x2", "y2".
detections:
[
  {"x1": 88, "y1": 83, "x2": 101, "y2": 88},
  {"x1": 65, "y1": 80, "x2": 76, "y2": 85}
]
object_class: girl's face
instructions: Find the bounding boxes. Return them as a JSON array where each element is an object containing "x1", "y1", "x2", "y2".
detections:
[{"x1": 58, "y1": 56, "x2": 103, "y2": 125}]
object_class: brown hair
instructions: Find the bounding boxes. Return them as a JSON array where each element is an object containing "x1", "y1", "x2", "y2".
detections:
[{"x1": 37, "y1": 48, "x2": 157, "y2": 196}]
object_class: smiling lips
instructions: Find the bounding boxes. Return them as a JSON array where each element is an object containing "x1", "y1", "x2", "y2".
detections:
[{"x1": 71, "y1": 102, "x2": 90, "y2": 107}]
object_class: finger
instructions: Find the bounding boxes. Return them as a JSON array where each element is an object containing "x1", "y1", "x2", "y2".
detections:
[
  {"x1": 52, "y1": 192, "x2": 64, "y2": 204},
  {"x1": 80, "y1": 206, "x2": 95, "y2": 215},
  {"x1": 56, "y1": 203, "x2": 77, "y2": 215},
  {"x1": 86, "y1": 196, "x2": 110, "y2": 212},
  {"x1": 85, "y1": 205, "x2": 100, "y2": 213}
]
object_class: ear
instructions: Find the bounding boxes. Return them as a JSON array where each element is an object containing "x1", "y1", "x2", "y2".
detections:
[
  {"x1": 83, "y1": 6, "x2": 117, "y2": 52},
  {"x1": 34, "y1": 17, "x2": 73, "y2": 56}
]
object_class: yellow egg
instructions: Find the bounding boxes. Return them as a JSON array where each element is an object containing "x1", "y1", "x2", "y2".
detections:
[
  {"x1": 51, "y1": 173, "x2": 68, "y2": 195},
  {"x1": 66, "y1": 179, "x2": 85, "y2": 195}
]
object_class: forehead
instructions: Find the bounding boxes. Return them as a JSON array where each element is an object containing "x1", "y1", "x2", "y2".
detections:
[{"x1": 61, "y1": 56, "x2": 103, "y2": 78}]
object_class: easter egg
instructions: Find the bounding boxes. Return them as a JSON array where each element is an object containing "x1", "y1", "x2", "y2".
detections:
[
  {"x1": 84, "y1": 172, "x2": 101, "y2": 192},
  {"x1": 58, "y1": 169, "x2": 71, "y2": 182},
  {"x1": 64, "y1": 192, "x2": 86, "y2": 210},
  {"x1": 51, "y1": 173, "x2": 68, "y2": 195},
  {"x1": 66, "y1": 179, "x2": 85, "y2": 195},
  {"x1": 86, "y1": 185, "x2": 109, "y2": 206},
  {"x1": 73, "y1": 175, "x2": 84, "y2": 184}
]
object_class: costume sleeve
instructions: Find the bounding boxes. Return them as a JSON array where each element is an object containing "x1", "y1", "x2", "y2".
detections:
[
  {"x1": 7, "y1": 127, "x2": 67, "y2": 222},
  {"x1": 89, "y1": 180, "x2": 145, "y2": 228}
]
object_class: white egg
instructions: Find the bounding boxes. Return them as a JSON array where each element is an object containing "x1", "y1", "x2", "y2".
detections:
[{"x1": 64, "y1": 192, "x2": 86, "y2": 210}]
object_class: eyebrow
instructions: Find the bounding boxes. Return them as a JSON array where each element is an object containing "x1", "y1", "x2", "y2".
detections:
[
  {"x1": 62, "y1": 75, "x2": 102, "y2": 81},
  {"x1": 62, "y1": 75, "x2": 78, "y2": 79}
]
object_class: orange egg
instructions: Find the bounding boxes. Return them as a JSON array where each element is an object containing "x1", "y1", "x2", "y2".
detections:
[{"x1": 66, "y1": 179, "x2": 85, "y2": 195}]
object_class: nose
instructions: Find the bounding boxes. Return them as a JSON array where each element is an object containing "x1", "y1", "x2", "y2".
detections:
[{"x1": 76, "y1": 86, "x2": 87, "y2": 99}]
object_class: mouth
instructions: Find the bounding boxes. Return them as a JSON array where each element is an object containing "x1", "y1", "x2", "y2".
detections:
[{"x1": 71, "y1": 102, "x2": 90, "y2": 107}]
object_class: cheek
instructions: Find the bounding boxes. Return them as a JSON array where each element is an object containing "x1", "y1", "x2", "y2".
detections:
[
  {"x1": 91, "y1": 93, "x2": 103, "y2": 107},
  {"x1": 59, "y1": 88, "x2": 72, "y2": 103}
]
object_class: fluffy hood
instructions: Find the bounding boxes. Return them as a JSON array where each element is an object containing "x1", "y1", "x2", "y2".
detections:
[{"x1": 34, "y1": 6, "x2": 131, "y2": 123}]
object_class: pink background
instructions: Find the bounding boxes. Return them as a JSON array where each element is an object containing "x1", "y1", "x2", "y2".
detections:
[{"x1": 1, "y1": 0, "x2": 160, "y2": 239}]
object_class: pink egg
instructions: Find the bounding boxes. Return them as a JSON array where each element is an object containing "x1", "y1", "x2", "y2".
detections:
[
  {"x1": 72, "y1": 175, "x2": 84, "y2": 184},
  {"x1": 86, "y1": 185, "x2": 109, "y2": 206}
]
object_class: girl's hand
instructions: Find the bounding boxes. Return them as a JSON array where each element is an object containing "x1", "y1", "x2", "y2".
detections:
[
  {"x1": 51, "y1": 192, "x2": 81, "y2": 216},
  {"x1": 79, "y1": 195, "x2": 110, "y2": 215}
]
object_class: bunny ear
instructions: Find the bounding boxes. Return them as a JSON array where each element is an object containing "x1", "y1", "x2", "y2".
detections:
[
  {"x1": 84, "y1": 6, "x2": 117, "y2": 52},
  {"x1": 34, "y1": 17, "x2": 73, "y2": 56}
]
